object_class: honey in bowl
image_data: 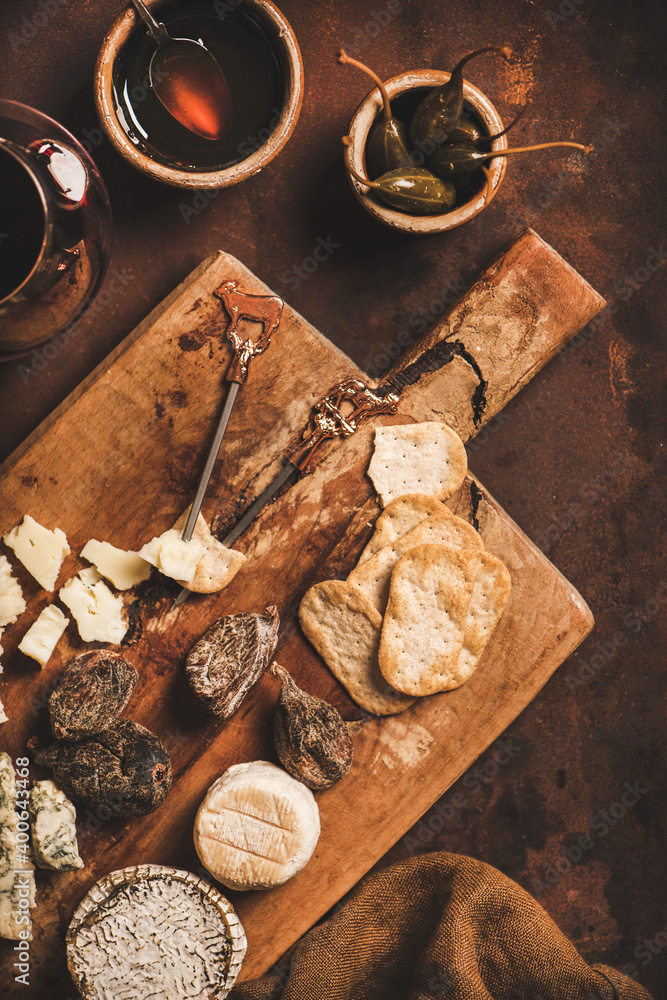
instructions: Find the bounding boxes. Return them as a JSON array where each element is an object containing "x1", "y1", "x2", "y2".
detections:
[{"x1": 112, "y1": 0, "x2": 284, "y2": 172}]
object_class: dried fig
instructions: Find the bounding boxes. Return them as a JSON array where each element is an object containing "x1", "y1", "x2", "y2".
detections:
[
  {"x1": 49, "y1": 650, "x2": 138, "y2": 740},
  {"x1": 34, "y1": 719, "x2": 172, "y2": 819},
  {"x1": 186, "y1": 607, "x2": 279, "y2": 719},
  {"x1": 272, "y1": 662, "x2": 353, "y2": 790}
]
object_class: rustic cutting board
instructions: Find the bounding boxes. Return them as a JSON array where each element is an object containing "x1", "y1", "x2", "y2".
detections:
[{"x1": 0, "y1": 228, "x2": 604, "y2": 997}]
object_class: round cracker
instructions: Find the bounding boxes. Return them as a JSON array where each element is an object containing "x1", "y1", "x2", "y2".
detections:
[{"x1": 367, "y1": 422, "x2": 467, "y2": 507}]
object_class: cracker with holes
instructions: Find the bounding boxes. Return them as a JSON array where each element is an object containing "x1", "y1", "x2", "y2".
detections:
[
  {"x1": 357, "y1": 494, "x2": 448, "y2": 567},
  {"x1": 367, "y1": 422, "x2": 467, "y2": 507},
  {"x1": 458, "y1": 550, "x2": 512, "y2": 680},
  {"x1": 348, "y1": 508, "x2": 483, "y2": 615},
  {"x1": 378, "y1": 544, "x2": 476, "y2": 696},
  {"x1": 299, "y1": 580, "x2": 415, "y2": 716}
]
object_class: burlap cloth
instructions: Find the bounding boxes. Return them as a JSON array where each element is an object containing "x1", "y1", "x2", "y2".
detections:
[{"x1": 229, "y1": 852, "x2": 653, "y2": 999}]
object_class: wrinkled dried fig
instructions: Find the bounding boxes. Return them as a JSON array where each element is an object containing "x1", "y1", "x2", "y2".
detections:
[
  {"x1": 272, "y1": 662, "x2": 353, "y2": 790},
  {"x1": 33, "y1": 719, "x2": 171, "y2": 818},
  {"x1": 49, "y1": 650, "x2": 138, "y2": 740},
  {"x1": 186, "y1": 606, "x2": 279, "y2": 719}
]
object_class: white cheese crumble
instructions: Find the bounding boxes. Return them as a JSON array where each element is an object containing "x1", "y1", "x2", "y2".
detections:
[
  {"x1": 3, "y1": 515, "x2": 70, "y2": 591},
  {"x1": 60, "y1": 569, "x2": 126, "y2": 644},
  {"x1": 140, "y1": 529, "x2": 205, "y2": 583},
  {"x1": 18, "y1": 605, "x2": 69, "y2": 668},
  {"x1": 0, "y1": 554, "x2": 26, "y2": 627},
  {"x1": 81, "y1": 538, "x2": 152, "y2": 590}
]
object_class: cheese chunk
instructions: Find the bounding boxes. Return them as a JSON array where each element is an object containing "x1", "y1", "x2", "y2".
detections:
[
  {"x1": 0, "y1": 753, "x2": 36, "y2": 940},
  {"x1": 140, "y1": 529, "x2": 205, "y2": 583},
  {"x1": 18, "y1": 605, "x2": 69, "y2": 668},
  {"x1": 67, "y1": 868, "x2": 244, "y2": 1000},
  {"x1": 194, "y1": 761, "x2": 320, "y2": 891},
  {"x1": 0, "y1": 555, "x2": 26, "y2": 627},
  {"x1": 60, "y1": 569, "x2": 127, "y2": 644},
  {"x1": 171, "y1": 508, "x2": 246, "y2": 594},
  {"x1": 0, "y1": 697, "x2": 7, "y2": 725},
  {"x1": 81, "y1": 538, "x2": 152, "y2": 590},
  {"x1": 3, "y1": 515, "x2": 70, "y2": 591},
  {"x1": 29, "y1": 780, "x2": 83, "y2": 871}
]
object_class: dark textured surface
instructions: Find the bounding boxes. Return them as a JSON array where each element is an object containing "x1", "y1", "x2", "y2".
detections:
[{"x1": 0, "y1": 0, "x2": 665, "y2": 996}]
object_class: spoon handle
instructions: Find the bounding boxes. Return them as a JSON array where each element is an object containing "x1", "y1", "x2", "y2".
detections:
[{"x1": 130, "y1": 0, "x2": 169, "y2": 45}]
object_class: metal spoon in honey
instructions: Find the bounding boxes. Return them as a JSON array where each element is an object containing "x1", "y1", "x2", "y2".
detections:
[{"x1": 130, "y1": 0, "x2": 233, "y2": 141}]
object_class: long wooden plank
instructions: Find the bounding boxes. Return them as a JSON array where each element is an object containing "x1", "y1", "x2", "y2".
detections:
[
  {"x1": 0, "y1": 229, "x2": 604, "y2": 996},
  {"x1": 235, "y1": 475, "x2": 594, "y2": 978}
]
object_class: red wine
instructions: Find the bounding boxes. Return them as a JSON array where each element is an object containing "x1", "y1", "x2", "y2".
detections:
[
  {"x1": 112, "y1": 1, "x2": 284, "y2": 171},
  {"x1": 0, "y1": 146, "x2": 45, "y2": 302}
]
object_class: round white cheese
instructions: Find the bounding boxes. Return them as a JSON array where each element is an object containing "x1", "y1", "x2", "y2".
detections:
[
  {"x1": 67, "y1": 866, "x2": 246, "y2": 1000},
  {"x1": 194, "y1": 761, "x2": 320, "y2": 891}
]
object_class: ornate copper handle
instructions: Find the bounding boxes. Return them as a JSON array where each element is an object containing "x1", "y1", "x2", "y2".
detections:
[
  {"x1": 287, "y1": 378, "x2": 400, "y2": 471},
  {"x1": 215, "y1": 280, "x2": 284, "y2": 384}
]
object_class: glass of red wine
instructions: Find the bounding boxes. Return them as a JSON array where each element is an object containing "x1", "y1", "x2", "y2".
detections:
[{"x1": 0, "y1": 100, "x2": 112, "y2": 360}]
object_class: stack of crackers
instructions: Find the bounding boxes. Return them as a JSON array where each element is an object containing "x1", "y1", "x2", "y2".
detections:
[{"x1": 299, "y1": 422, "x2": 512, "y2": 716}]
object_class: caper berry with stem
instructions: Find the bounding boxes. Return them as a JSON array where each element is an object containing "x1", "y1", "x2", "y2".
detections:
[
  {"x1": 430, "y1": 139, "x2": 593, "y2": 179},
  {"x1": 338, "y1": 48, "x2": 412, "y2": 176},
  {"x1": 409, "y1": 45, "x2": 512, "y2": 150},
  {"x1": 447, "y1": 118, "x2": 485, "y2": 147},
  {"x1": 448, "y1": 99, "x2": 532, "y2": 147},
  {"x1": 344, "y1": 143, "x2": 456, "y2": 215}
]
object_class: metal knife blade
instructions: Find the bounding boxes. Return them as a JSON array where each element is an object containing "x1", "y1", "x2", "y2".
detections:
[{"x1": 170, "y1": 378, "x2": 399, "y2": 611}]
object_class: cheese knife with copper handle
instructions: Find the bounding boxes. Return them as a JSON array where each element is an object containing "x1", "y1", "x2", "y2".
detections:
[{"x1": 178, "y1": 280, "x2": 284, "y2": 545}]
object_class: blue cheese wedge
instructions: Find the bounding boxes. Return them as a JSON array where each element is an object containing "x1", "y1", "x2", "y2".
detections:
[
  {"x1": 0, "y1": 554, "x2": 26, "y2": 628},
  {"x1": 18, "y1": 605, "x2": 70, "y2": 668},
  {"x1": 60, "y1": 569, "x2": 127, "y2": 644},
  {"x1": 0, "y1": 753, "x2": 36, "y2": 940},
  {"x1": 80, "y1": 539, "x2": 152, "y2": 591},
  {"x1": 28, "y1": 780, "x2": 83, "y2": 871},
  {"x1": 3, "y1": 515, "x2": 70, "y2": 591}
]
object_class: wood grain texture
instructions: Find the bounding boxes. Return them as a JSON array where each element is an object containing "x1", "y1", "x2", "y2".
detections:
[{"x1": 0, "y1": 229, "x2": 604, "y2": 997}]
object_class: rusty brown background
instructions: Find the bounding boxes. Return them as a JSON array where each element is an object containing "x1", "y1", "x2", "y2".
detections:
[{"x1": 1, "y1": 0, "x2": 666, "y2": 996}]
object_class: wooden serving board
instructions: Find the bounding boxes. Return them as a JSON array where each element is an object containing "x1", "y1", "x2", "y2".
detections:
[{"x1": 0, "y1": 229, "x2": 604, "y2": 997}]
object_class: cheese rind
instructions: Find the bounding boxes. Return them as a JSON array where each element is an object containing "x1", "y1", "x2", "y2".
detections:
[
  {"x1": 60, "y1": 570, "x2": 127, "y2": 644},
  {"x1": 0, "y1": 554, "x2": 26, "y2": 628},
  {"x1": 140, "y1": 529, "x2": 205, "y2": 583},
  {"x1": 81, "y1": 539, "x2": 152, "y2": 590},
  {"x1": 3, "y1": 515, "x2": 70, "y2": 591},
  {"x1": 194, "y1": 761, "x2": 320, "y2": 891},
  {"x1": 18, "y1": 605, "x2": 69, "y2": 668},
  {"x1": 28, "y1": 780, "x2": 84, "y2": 871},
  {"x1": 0, "y1": 753, "x2": 36, "y2": 940},
  {"x1": 67, "y1": 867, "x2": 244, "y2": 1000}
]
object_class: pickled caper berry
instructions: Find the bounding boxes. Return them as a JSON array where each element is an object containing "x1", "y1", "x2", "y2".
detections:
[
  {"x1": 409, "y1": 45, "x2": 512, "y2": 149},
  {"x1": 338, "y1": 49, "x2": 412, "y2": 175}
]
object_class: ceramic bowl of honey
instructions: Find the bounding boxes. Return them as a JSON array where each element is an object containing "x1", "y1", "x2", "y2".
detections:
[
  {"x1": 343, "y1": 70, "x2": 508, "y2": 234},
  {"x1": 95, "y1": 0, "x2": 303, "y2": 189}
]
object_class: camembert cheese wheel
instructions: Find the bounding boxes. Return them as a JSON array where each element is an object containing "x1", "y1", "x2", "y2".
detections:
[{"x1": 194, "y1": 761, "x2": 320, "y2": 891}]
